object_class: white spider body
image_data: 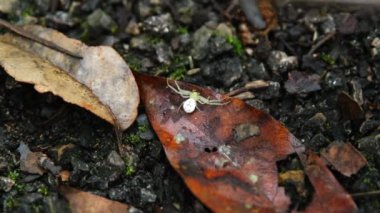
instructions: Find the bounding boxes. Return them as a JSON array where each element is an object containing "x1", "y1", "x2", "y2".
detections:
[
  {"x1": 183, "y1": 98, "x2": 197, "y2": 113},
  {"x1": 167, "y1": 79, "x2": 229, "y2": 113}
]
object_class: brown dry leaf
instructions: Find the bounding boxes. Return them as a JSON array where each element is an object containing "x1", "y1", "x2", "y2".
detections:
[
  {"x1": 300, "y1": 151, "x2": 357, "y2": 213},
  {"x1": 136, "y1": 73, "x2": 305, "y2": 212},
  {"x1": 321, "y1": 142, "x2": 367, "y2": 177},
  {"x1": 0, "y1": 25, "x2": 139, "y2": 130},
  {"x1": 59, "y1": 185, "x2": 131, "y2": 213},
  {"x1": 17, "y1": 142, "x2": 46, "y2": 175}
]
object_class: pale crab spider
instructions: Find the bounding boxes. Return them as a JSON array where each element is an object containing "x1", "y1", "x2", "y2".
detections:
[{"x1": 167, "y1": 79, "x2": 230, "y2": 113}]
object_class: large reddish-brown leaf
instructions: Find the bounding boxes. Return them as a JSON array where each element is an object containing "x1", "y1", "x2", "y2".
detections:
[
  {"x1": 300, "y1": 151, "x2": 357, "y2": 213},
  {"x1": 59, "y1": 185, "x2": 130, "y2": 213},
  {"x1": 135, "y1": 73, "x2": 305, "y2": 212}
]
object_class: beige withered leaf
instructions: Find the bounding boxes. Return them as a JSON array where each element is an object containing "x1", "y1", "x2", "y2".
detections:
[{"x1": 0, "y1": 25, "x2": 139, "y2": 130}]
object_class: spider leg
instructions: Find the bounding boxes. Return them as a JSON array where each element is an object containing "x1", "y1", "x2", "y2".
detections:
[
  {"x1": 167, "y1": 79, "x2": 182, "y2": 94},
  {"x1": 177, "y1": 101, "x2": 184, "y2": 112}
]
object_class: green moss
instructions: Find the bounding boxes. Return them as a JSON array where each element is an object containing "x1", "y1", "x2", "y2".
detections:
[
  {"x1": 8, "y1": 170, "x2": 20, "y2": 181},
  {"x1": 124, "y1": 53, "x2": 141, "y2": 71},
  {"x1": 38, "y1": 185, "x2": 49, "y2": 196},
  {"x1": 225, "y1": 35, "x2": 243, "y2": 56},
  {"x1": 138, "y1": 124, "x2": 149, "y2": 132},
  {"x1": 125, "y1": 165, "x2": 136, "y2": 176},
  {"x1": 176, "y1": 26, "x2": 189, "y2": 35},
  {"x1": 169, "y1": 66, "x2": 187, "y2": 80},
  {"x1": 320, "y1": 52, "x2": 335, "y2": 65},
  {"x1": 5, "y1": 197, "x2": 18, "y2": 209},
  {"x1": 126, "y1": 133, "x2": 141, "y2": 145}
]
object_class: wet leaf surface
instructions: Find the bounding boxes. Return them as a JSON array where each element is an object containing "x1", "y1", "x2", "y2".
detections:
[
  {"x1": 59, "y1": 185, "x2": 130, "y2": 213},
  {"x1": 135, "y1": 73, "x2": 305, "y2": 212},
  {"x1": 300, "y1": 151, "x2": 357, "y2": 213},
  {"x1": 321, "y1": 142, "x2": 367, "y2": 177},
  {"x1": 0, "y1": 25, "x2": 139, "y2": 130}
]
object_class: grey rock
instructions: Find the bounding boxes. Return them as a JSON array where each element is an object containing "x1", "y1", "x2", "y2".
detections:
[
  {"x1": 45, "y1": 11, "x2": 76, "y2": 27},
  {"x1": 0, "y1": 176, "x2": 15, "y2": 192},
  {"x1": 130, "y1": 35, "x2": 155, "y2": 52},
  {"x1": 155, "y1": 42, "x2": 173, "y2": 64},
  {"x1": 137, "y1": 0, "x2": 155, "y2": 18},
  {"x1": 143, "y1": 13, "x2": 174, "y2": 35},
  {"x1": 201, "y1": 57, "x2": 243, "y2": 87},
  {"x1": 0, "y1": 0, "x2": 19, "y2": 14},
  {"x1": 140, "y1": 188, "x2": 157, "y2": 203},
  {"x1": 209, "y1": 35, "x2": 233, "y2": 56},
  {"x1": 267, "y1": 50, "x2": 298, "y2": 73},
  {"x1": 321, "y1": 15, "x2": 336, "y2": 34},
  {"x1": 87, "y1": 9, "x2": 118, "y2": 33},
  {"x1": 107, "y1": 151, "x2": 125, "y2": 169},
  {"x1": 359, "y1": 120, "x2": 380, "y2": 135},
  {"x1": 108, "y1": 187, "x2": 127, "y2": 201},
  {"x1": 174, "y1": 0, "x2": 195, "y2": 24},
  {"x1": 191, "y1": 25, "x2": 214, "y2": 60},
  {"x1": 246, "y1": 59, "x2": 270, "y2": 80},
  {"x1": 71, "y1": 157, "x2": 89, "y2": 172}
]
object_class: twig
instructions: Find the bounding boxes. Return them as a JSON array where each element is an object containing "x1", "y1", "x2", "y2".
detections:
[
  {"x1": 351, "y1": 190, "x2": 380, "y2": 198},
  {"x1": 226, "y1": 80, "x2": 270, "y2": 97},
  {"x1": 307, "y1": 31, "x2": 336, "y2": 56},
  {"x1": 0, "y1": 18, "x2": 82, "y2": 59}
]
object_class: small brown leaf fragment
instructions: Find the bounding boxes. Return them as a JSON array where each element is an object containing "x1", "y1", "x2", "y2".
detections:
[
  {"x1": 59, "y1": 185, "x2": 130, "y2": 213},
  {"x1": 321, "y1": 142, "x2": 367, "y2": 177},
  {"x1": 0, "y1": 25, "x2": 139, "y2": 130},
  {"x1": 135, "y1": 73, "x2": 305, "y2": 212},
  {"x1": 17, "y1": 142, "x2": 46, "y2": 175},
  {"x1": 284, "y1": 71, "x2": 321, "y2": 95},
  {"x1": 338, "y1": 91, "x2": 364, "y2": 126},
  {"x1": 300, "y1": 151, "x2": 357, "y2": 213}
]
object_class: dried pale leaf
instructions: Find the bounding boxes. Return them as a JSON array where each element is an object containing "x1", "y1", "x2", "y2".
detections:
[
  {"x1": 59, "y1": 185, "x2": 130, "y2": 213},
  {"x1": 0, "y1": 25, "x2": 139, "y2": 130},
  {"x1": 17, "y1": 142, "x2": 46, "y2": 175}
]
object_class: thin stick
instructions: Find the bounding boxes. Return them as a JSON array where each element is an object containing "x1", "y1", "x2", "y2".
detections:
[
  {"x1": 351, "y1": 190, "x2": 380, "y2": 198},
  {"x1": 307, "y1": 32, "x2": 336, "y2": 56},
  {"x1": 0, "y1": 18, "x2": 82, "y2": 59},
  {"x1": 226, "y1": 80, "x2": 269, "y2": 97}
]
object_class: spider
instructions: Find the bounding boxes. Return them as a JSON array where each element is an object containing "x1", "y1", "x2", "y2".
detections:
[{"x1": 167, "y1": 79, "x2": 230, "y2": 113}]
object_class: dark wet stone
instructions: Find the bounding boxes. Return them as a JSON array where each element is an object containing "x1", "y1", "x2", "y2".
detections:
[
  {"x1": 324, "y1": 72, "x2": 344, "y2": 88},
  {"x1": 201, "y1": 57, "x2": 243, "y2": 87},
  {"x1": 81, "y1": 0, "x2": 101, "y2": 11},
  {"x1": 358, "y1": 134, "x2": 380, "y2": 155},
  {"x1": 71, "y1": 157, "x2": 89, "y2": 172},
  {"x1": 302, "y1": 55, "x2": 326, "y2": 74},
  {"x1": 143, "y1": 13, "x2": 174, "y2": 35},
  {"x1": 267, "y1": 50, "x2": 298, "y2": 73},
  {"x1": 22, "y1": 192, "x2": 43, "y2": 203},
  {"x1": 108, "y1": 187, "x2": 127, "y2": 201},
  {"x1": 246, "y1": 59, "x2": 270, "y2": 80},
  {"x1": 305, "y1": 113, "x2": 327, "y2": 130},
  {"x1": 107, "y1": 151, "x2": 125, "y2": 169},
  {"x1": 321, "y1": 15, "x2": 336, "y2": 34},
  {"x1": 209, "y1": 35, "x2": 233, "y2": 56},
  {"x1": 288, "y1": 25, "x2": 307, "y2": 40},
  {"x1": 173, "y1": 0, "x2": 195, "y2": 24},
  {"x1": 0, "y1": 176, "x2": 15, "y2": 192},
  {"x1": 359, "y1": 120, "x2": 380, "y2": 135},
  {"x1": 137, "y1": 0, "x2": 156, "y2": 18},
  {"x1": 140, "y1": 188, "x2": 157, "y2": 203},
  {"x1": 310, "y1": 133, "x2": 330, "y2": 150},
  {"x1": 254, "y1": 81, "x2": 280, "y2": 100}
]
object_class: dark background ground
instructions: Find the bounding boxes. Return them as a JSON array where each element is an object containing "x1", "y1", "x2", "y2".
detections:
[{"x1": 1, "y1": 0, "x2": 380, "y2": 212}]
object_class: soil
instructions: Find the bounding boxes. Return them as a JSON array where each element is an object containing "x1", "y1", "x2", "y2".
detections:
[{"x1": 1, "y1": 0, "x2": 380, "y2": 212}]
